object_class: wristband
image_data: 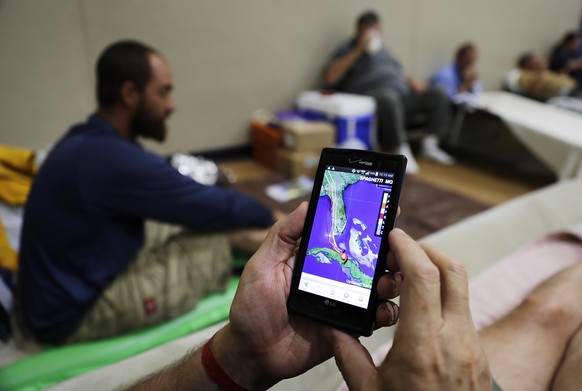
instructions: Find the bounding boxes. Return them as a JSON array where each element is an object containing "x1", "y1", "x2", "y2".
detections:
[{"x1": 201, "y1": 336, "x2": 252, "y2": 391}]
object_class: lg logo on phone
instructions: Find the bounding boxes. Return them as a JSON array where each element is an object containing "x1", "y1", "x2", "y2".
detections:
[{"x1": 324, "y1": 299, "x2": 337, "y2": 307}]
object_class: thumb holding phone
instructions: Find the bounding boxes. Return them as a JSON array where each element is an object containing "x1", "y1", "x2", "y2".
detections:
[{"x1": 330, "y1": 229, "x2": 491, "y2": 391}]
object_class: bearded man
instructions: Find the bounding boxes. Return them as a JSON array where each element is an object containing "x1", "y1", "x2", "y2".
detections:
[{"x1": 16, "y1": 41, "x2": 277, "y2": 344}]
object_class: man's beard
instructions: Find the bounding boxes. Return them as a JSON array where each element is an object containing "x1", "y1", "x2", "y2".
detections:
[{"x1": 130, "y1": 102, "x2": 167, "y2": 142}]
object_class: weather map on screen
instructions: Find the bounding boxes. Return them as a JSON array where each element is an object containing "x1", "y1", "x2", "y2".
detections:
[{"x1": 298, "y1": 165, "x2": 394, "y2": 308}]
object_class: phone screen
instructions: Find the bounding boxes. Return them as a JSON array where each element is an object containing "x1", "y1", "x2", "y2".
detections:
[{"x1": 298, "y1": 164, "x2": 395, "y2": 309}]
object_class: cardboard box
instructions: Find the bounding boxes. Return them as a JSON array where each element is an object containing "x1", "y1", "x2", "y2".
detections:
[
  {"x1": 282, "y1": 121, "x2": 335, "y2": 151},
  {"x1": 251, "y1": 120, "x2": 283, "y2": 168},
  {"x1": 275, "y1": 148, "x2": 321, "y2": 178}
]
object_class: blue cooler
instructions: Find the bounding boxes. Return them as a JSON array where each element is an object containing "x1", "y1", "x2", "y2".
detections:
[{"x1": 296, "y1": 91, "x2": 376, "y2": 150}]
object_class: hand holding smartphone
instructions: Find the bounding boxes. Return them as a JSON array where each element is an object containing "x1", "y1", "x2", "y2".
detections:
[{"x1": 287, "y1": 148, "x2": 406, "y2": 336}]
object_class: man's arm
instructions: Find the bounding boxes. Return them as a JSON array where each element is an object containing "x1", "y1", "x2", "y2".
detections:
[
  {"x1": 229, "y1": 209, "x2": 288, "y2": 254},
  {"x1": 83, "y1": 142, "x2": 274, "y2": 231},
  {"x1": 324, "y1": 37, "x2": 369, "y2": 87},
  {"x1": 121, "y1": 206, "x2": 492, "y2": 391},
  {"x1": 325, "y1": 49, "x2": 363, "y2": 87},
  {"x1": 121, "y1": 327, "x2": 263, "y2": 391},
  {"x1": 406, "y1": 76, "x2": 427, "y2": 94},
  {"x1": 458, "y1": 66, "x2": 479, "y2": 94},
  {"x1": 121, "y1": 346, "x2": 214, "y2": 391},
  {"x1": 121, "y1": 202, "x2": 401, "y2": 390},
  {"x1": 566, "y1": 57, "x2": 582, "y2": 72}
]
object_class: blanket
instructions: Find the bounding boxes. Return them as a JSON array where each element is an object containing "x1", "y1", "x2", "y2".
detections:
[{"x1": 335, "y1": 225, "x2": 582, "y2": 390}]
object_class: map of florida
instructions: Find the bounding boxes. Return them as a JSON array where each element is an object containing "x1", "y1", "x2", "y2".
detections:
[
  {"x1": 320, "y1": 170, "x2": 361, "y2": 236},
  {"x1": 307, "y1": 170, "x2": 377, "y2": 289},
  {"x1": 307, "y1": 247, "x2": 373, "y2": 288}
]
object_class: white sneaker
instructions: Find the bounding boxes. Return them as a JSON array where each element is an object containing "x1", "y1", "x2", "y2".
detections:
[
  {"x1": 389, "y1": 143, "x2": 419, "y2": 174},
  {"x1": 404, "y1": 155, "x2": 420, "y2": 174},
  {"x1": 420, "y1": 136, "x2": 455, "y2": 165}
]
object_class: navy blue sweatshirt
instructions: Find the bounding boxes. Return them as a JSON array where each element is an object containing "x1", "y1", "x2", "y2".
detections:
[{"x1": 18, "y1": 115, "x2": 273, "y2": 343}]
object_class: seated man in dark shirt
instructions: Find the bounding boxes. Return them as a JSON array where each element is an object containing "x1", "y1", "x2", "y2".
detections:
[
  {"x1": 549, "y1": 31, "x2": 582, "y2": 89},
  {"x1": 324, "y1": 10, "x2": 454, "y2": 174},
  {"x1": 16, "y1": 40, "x2": 278, "y2": 344}
]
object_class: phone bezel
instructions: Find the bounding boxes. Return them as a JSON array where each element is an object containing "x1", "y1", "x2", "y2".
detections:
[{"x1": 287, "y1": 147, "x2": 407, "y2": 336}]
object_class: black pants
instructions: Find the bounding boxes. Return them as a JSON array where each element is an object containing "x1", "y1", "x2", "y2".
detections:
[{"x1": 371, "y1": 87, "x2": 451, "y2": 149}]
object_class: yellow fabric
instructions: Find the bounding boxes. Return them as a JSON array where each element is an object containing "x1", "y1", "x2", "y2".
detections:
[
  {"x1": 0, "y1": 144, "x2": 36, "y2": 206},
  {"x1": 518, "y1": 70, "x2": 577, "y2": 100},
  {"x1": 0, "y1": 143, "x2": 36, "y2": 271},
  {"x1": 0, "y1": 223, "x2": 17, "y2": 272}
]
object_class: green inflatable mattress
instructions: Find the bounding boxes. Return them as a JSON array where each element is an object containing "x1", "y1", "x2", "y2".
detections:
[{"x1": 0, "y1": 276, "x2": 240, "y2": 391}]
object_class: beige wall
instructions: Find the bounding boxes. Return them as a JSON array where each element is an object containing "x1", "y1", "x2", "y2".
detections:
[{"x1": 0, "y1": 0, "x2": 580, "y2": 154}]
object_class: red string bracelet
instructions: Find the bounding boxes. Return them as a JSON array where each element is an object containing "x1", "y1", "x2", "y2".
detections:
[{"x1": 201, "y1": 336, "x2": 252, "y2": 391}]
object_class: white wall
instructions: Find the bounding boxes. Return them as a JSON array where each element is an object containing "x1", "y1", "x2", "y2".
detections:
[{"x1": 0, "y1": 0, "x2": 580, "y2": 154}]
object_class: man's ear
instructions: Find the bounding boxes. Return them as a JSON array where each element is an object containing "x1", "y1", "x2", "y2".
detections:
[{"x1": 120, "y1": 81, "x2": 139, "y2": 110}]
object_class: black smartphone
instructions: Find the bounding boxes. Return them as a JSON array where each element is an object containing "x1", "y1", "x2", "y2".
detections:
[{"x1": 287, "y1": 147, "x2": 406, "y2": 336}]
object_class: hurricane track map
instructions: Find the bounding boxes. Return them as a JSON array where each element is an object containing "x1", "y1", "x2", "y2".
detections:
[{"x1": 303, "y1": 168, "x2": 392, "y2": 291}]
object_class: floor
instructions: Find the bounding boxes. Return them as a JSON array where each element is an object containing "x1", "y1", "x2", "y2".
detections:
[
  {"x1": 414, "y1": 155, "x2": 553, "y2": 206},
  {"x1": 219, "y1": 154, "x2": 554, "y2": 207}
]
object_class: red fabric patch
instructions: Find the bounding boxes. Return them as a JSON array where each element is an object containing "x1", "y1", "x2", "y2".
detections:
[{"x1": 144, "y1": 297, "x2": 157, "y2": 316}]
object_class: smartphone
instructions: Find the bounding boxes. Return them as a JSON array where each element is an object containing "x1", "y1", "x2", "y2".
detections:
[{"x1": 287, "y1": 148, "x2": 406, "y2": 336}]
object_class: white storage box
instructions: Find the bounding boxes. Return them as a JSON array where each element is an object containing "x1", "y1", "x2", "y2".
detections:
[{"x1": 296, "y1": 91, "x2": 376, "y2": 150}]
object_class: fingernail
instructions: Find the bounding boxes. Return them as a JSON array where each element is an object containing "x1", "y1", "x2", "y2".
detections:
[
  {"x1": 392, "y1": 302, "x2": 400, "y2": 326},
  {"x1": 386, "y1": 301, "x2": 400, "y2": 326},
  {"x1": 390, "y1": 302, "x2": 400, "y2": 325}
]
